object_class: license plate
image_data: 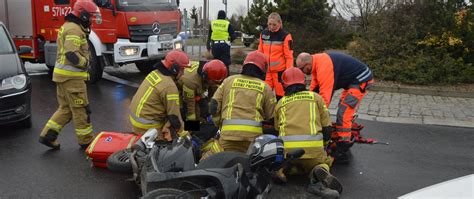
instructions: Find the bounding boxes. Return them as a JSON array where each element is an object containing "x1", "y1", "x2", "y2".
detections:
[{"x1": 161, "y1": 42, "x2": 172, "y2": 49}]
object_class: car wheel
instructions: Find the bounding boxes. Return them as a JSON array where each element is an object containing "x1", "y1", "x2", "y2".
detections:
[
  {"x1": 107, "y1": 149, "x2": 133, "y2": 173},
  {"x1": 143, "y1": 188, "x2": 192, "y2": 199},
  {"x1": 135, "y1": 61, "x2": 157, "y2": 74}
]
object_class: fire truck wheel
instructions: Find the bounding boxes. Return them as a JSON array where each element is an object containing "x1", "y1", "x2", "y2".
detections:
[
  {"x1": 135, "y1": 60, "x2": 156, "y2": 74},
  {"x1": 87, "y1": 44, "x2": 104, "y2": 84}
]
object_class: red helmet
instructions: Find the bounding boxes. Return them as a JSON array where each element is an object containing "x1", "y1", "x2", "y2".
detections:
[
  {"x1": 282, "y1": 67, "x2": 306, "y2": 88},
  {"x1": 162, "y1": 50, "x2": 190, "y2": 74},
  {"x1": 72, "y1": 0, "x2": 100, "y2": 18},
  {"x1": 203, "y1": 60, "x2": 228, "y2": 81},
  {"x1": 243, "y1": 51, "x2": 268, "y2": 72}
]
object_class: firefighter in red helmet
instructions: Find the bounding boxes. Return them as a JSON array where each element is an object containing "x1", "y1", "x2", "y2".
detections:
[
  {"x1": 274, "y1": 67, "x2": 342, "y2": 198},
  {"x1": 210, "y1": 51, "x2": 277, "y2": 152},
  {"x1": 129, "y1": 50, "x2": 190, "y2": 140},
  {"x1": 178, "y1": 59, "x2": 227, "y2": 122},
  {"x1": 177, "y1": 59, "x2": 228, "y2": 159},
  {"x1": 39, "y1": 0, "x2": 101, "y2": 150}
]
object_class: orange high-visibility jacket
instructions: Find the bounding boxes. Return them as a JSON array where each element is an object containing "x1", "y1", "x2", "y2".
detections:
[
  {"x1": 258, "y1": 28, "x2": 293, "y2": 72},
  {"x1": 310, "y1": 52, "x2": 373, "y2": 106}
]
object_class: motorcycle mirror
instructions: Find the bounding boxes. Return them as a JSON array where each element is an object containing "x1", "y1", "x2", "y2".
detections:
[{"x1": 286, "y1": 149, "x2": 305, "y2": 160}]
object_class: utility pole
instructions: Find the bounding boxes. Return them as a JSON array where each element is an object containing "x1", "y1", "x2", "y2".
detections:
[{"x1": 223, "y1": 0, "x2": 227, "y2": 17}]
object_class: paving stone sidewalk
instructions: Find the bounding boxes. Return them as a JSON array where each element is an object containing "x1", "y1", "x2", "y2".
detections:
[
  {"x1": 328, "y1": 90, "x2": 474, "y2": 128},
  {"x1": 227, "y1": 64, "x2": 474, "y2": 128}
]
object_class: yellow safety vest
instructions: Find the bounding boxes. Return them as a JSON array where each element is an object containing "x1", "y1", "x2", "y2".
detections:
[{"x1": 211, "y1": 19, "x2": 230, "y2": 41}]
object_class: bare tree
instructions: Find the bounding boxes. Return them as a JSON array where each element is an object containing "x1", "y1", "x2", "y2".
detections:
[
  {"x1": 235, "y1": 5, "x2": 248, "y2": 17},
  {"x1": 332, "y1": 0, "x2": 395, "y2": 31}
]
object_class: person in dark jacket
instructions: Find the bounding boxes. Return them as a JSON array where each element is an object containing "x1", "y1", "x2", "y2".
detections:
[
  {"x1": 296, "y1": 52, "x2": 374, "y2": 163},
  {"x1": 207, "y1": 10, "x2": 236, "y2": 71}
]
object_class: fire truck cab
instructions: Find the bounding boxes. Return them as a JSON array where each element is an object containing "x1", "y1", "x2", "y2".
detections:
[{"x1": 0, "y1": 0, "x2": 184, "y2": 83}]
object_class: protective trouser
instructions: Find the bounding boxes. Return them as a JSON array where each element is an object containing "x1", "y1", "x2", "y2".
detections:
[
  {"x1": 335, "y1": 80, "x2": 373, "y2": 148},
  {"x1": 218, "y1": 139, "x2": 251, "y2": 153},
  {"x1": 40, "y1": 79, "x2": 94, "y2": 145},
  {"x1": 211, "y1": 43, "x2": 231, "y2": 69},
  {"x1": 199, "y1": 138, "x2": 224, "y2": 160},
  {"x1": 265, "y1": 71, "x2": 285, "y2": 98}
]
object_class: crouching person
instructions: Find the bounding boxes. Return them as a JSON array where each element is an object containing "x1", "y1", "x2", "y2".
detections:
[
  {"x1": 274, "y1": 67, "x2": 342, "y2": 198},
  {"x1": 129, "y1": 50, "x2": 190, "y2": 140}
]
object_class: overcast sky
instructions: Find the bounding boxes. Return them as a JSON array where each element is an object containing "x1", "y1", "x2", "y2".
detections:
[{"x1": 179, "y1": 0, "x2": 249, "y2": 19}]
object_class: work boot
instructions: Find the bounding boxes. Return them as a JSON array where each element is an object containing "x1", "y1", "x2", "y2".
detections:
[
  {"x1": 307, "y1": 182, "x2": 340, "y2": 199},
  {"x1": 312, "y1": 166, "x2": 343, "y2": 194},
  {"x1": 271, "y1": 168, "x2": 287, "y2": 184},
  {"x1": 39, "y1": 130, "x2": 60, "y2": 150},
  {"x1": 331, "y1": 150, "x2": 351, "y2": 164}
]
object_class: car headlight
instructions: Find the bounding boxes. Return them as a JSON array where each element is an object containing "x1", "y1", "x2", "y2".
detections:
[
  {"x1": 0, "y1": 74, "x2": 27, "y2": 90},
  {"x1": 119, "y1": 46, "x2": 140, "y2": 56},
  {"x1": 174, "y1": 42, "x2": 183, "y2": 50}
]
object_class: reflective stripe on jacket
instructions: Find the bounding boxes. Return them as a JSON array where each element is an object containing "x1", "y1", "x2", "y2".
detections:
[
  {"x1": 212, "y1": 74, "x2": 277, "y2": 141},
  {"x1": 274, "y1": 91, "x2": 331, "y2": 159},
  {"x1": 129, "y1": 70, "x2": 183, "y2": 132},
  {"x1": 211, "y1": 19, "x2": 230, "y2": 41},
  {"x1": 53, "y1": 21, "x2": 90, "y2": 82},
  {"x1": 177, "y1": 61, "x2": 203, "y2": 121},
  {"x1": 258, "y1": 28, "x2": 293, "y2": 72}
]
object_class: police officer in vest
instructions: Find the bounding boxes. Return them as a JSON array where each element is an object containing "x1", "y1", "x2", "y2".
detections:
[{"x1": 206, "y1": 10, "x2": 236, "y2": 72}]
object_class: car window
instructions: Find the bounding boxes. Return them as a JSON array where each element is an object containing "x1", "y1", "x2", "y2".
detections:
[{"x1": 0, "y1": 26, "x2": 14, "y2": 55}]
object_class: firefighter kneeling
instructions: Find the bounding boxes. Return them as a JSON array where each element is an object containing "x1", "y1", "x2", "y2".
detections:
[
  {"x1": 274, "y1": 67, "x2": 342, "y2": 198},
  {"x1": 129, "y1": 50, "x2": 190, "y2": 139}
]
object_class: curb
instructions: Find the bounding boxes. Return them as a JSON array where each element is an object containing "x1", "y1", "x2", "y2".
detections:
[
  {"x1": 371, "y1": 85, "x2": 474, "y2": 98},
  {"x1": 329, "y1": 109, "x2": 474, "y2": 128}
]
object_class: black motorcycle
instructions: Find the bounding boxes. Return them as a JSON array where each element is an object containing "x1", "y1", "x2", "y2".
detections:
[{"x1": 108, "y1": 129, "x2": 304, "y2": 199}]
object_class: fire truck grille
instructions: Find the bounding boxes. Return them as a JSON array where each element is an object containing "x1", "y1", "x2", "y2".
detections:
[{"x1": 128, "y1": 22, "x2": 178, "y2": 42}]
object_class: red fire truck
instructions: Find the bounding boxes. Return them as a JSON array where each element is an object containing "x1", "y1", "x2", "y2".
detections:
[{"x1": 0, "y1": 0, "x2": 184, "y2": 82}]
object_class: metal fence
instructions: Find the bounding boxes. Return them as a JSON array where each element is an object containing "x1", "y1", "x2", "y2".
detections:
[{"x1": 184, "y1": 27, "x2": 209, "y2": 60}]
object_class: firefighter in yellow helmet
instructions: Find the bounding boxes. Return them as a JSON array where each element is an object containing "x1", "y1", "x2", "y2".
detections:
[
  {"x1": 129, "y1": 50, "x2": 190, "y2": 140},
  {"x1": 210, "y1": 51, "x2": 277, "y2": 153},
  {"x1": 274, "y1": 67, "x2": 342, "y2": 198},
  {"x1": 39, "y1": 0, "x2": 101, "y2": 149}
]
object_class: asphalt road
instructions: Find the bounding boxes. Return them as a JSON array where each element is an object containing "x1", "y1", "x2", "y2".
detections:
[{"x1": 0, "y1": 68, "x2": 473, "y2": 198}]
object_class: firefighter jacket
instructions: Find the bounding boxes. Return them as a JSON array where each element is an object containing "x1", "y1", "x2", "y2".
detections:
[
  {"x1": 258, "y1": 28, "x2": 293, "y2": 72},
  {"x1": 129, "y1": 69, "x2": 183, "y2": 133},
  {"x1": 53, "y1": 20, "x2": 90, "y2": 83},
  {"x1": 212, "y1": 74, "x2": 277, "y2": 141},
  {"x1": 274, "y1": 91, "x2": 331, "y2": 159},
  {"x1": 177, "y1": 61, "x2": 206, "y2": 121},
  {"x1": 310, "y1": 52, "x2": 373, "y2": 106}
]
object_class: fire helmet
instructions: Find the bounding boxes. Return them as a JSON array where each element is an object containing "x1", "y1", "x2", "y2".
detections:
[
  {"x1": 243, "y1": 51, "x2": 268, "y2": 73},
  {"x1": 72, "y1": 0, "x2": 100, "y2": 23},
  {"x1": 202, "y1": 60, "x2": 228, "y2": 81},
  {"x1": 282, "y1": 67, "x2": 306, "y2": 88},
  {"x1": 162, "y1": 50, "x2": 190, "y2": 75}
]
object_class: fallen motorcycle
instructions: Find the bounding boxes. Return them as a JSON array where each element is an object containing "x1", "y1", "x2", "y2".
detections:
[{"x1": 108, "y1": 129, "x2": 305, "y2": 198}]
